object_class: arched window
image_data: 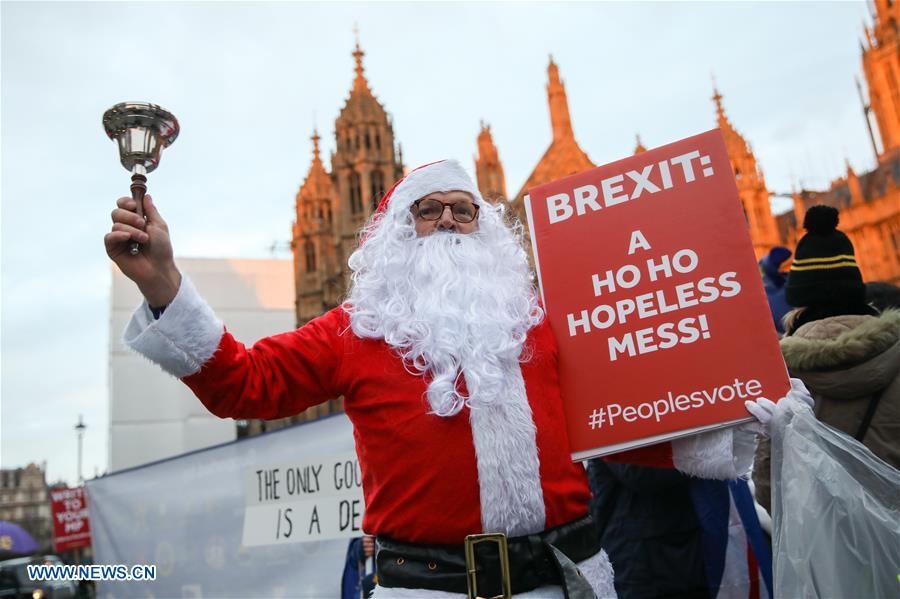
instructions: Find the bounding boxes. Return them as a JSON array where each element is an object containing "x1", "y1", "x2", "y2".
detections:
[
  {"x1": 370, "y1": 170, "x2": 385, "y2": 210},
  {"x1": 375, "y1": 132, "x2": 381, "y2": 150},
  {"x1": 304, "y1": 240, "x2": 316, "y2": 273},
  {"x1": 365, "y1": 131, "x2": 371, "y2": 149},
  {"x1": 349, "y1": 171, "x2": 362, "y2": 213}
]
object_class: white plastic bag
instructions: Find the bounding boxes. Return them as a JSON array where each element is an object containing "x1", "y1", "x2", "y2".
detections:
[{"x1": 770, "y1": 401, "x2": 900, "y2": 598}]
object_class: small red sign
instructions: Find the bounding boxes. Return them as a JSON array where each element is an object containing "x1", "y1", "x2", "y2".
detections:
[
  {"x1": 50, "y1": 486, "x2": 92, "y2": 552},
  {"x1": 525, "y1": 129, "x2": 790, "y2": 460}
]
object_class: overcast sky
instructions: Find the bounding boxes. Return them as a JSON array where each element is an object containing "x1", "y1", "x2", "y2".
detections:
[{"x1": 1, "y1": 1, "x2": 874, "y2": 485}]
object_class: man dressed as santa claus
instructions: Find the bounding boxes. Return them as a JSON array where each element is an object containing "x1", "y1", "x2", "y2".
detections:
[{"x1": 105, "y1": 160, "x2": 805, "y2": 599}]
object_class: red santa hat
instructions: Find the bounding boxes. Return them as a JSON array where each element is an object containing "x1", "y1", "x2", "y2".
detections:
[{"x1": 374, "y1": 159, "x2": 484, "y2": 217}]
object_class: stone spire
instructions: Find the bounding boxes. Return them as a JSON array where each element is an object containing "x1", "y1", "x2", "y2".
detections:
[
  {"x1": 475, "y1": 120, "x2": 507, "y2": 202},
  {"x1": 514, "y1": 57, "x2": 593, "y2": 207},
  {"x1": 713, "y1": 86, "x2": 763, "y2": 187},
  {"x1": 512, "y1": 57, "x2": 595, "y2": 264},
  {"x1": 352, "y1": 40, "x2": 370, "y2": 94},
  {"x1": 712, "y1": 86, "x2": 780, "y2": 259},
  {"x1": 713, "y1": 84, "x2": 727, "y2": 125},
  {"x1": 634, "y1": 134, "x2": 647, "y2": 154},
  {"x1": 292, "y1": 129, "x2": 338, "y2": 328},
  {"x1": 333, "y1": 39, "x2": 404, "y2": 273},
  {"x1": 298, "y1": 129, "x2": 333, "y2": 203},
  {"x1": 547, "y1": 55, "x2": 574, "y2": 142},
  {"x1": 862, "y1": 0, "x2": 900, "y2": 154}
]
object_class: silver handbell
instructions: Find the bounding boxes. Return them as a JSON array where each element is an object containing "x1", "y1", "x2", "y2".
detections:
[{"x1": 103, "y1": 102, "x2": 179, "y2": 254}]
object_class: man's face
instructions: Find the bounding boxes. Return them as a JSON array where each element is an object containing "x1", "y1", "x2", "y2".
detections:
[{"x1": 411, "y1": 190, "x2": 479, "y2": 237}]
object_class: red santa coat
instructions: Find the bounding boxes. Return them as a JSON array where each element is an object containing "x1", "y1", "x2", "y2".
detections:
[
  {"x1": 124, "y1": 273, "x2": 753, "y2": 544},
  {"x1": 181, "y1": 305, "x2": 591, "y2": 545},
  {"x1": 124, "y1": 275, "x2": 757, "y2": 598}
]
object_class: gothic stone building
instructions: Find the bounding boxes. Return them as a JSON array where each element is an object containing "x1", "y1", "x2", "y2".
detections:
[
  {"x1": 257, "y1": 7, "x2": 899, "y2": 431},
  {"x1": 779, "y1": 0, "x2": 900, "y2": 284}
]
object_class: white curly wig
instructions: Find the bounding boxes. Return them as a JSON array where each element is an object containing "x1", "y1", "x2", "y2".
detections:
[{"x1": 342, "y1": 160, "x2": 544, "y2": 417}]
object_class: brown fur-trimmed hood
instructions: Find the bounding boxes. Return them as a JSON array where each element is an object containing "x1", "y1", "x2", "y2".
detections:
[{"x1": 780, "y1": 309, "x2": 900, "y2": 398}]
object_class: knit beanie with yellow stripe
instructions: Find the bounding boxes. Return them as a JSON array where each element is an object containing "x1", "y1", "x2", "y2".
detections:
[{"x1": 785, "y1": 205, "x2": 865, "y2": 308}]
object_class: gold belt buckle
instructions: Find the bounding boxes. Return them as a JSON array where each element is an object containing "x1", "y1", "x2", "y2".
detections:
[{"x1": 464, "y1": 533, "x2": 512, "y2": 599}]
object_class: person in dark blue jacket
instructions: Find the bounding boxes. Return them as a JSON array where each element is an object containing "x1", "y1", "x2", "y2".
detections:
[
  {"x1": 588, "y1": 459, "x2": 772, "y2": 599},
  {"x1": 760, "y1": 246, "x2": 792, "y2": 335}
]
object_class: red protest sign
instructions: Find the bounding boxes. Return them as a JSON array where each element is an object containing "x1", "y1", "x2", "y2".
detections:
[
  {"x1": 50, "y1": 486, "x2": 92, "y2": 552},
  {"x1": 525, "y1": 128, "x2": 790, "y2": 460}
]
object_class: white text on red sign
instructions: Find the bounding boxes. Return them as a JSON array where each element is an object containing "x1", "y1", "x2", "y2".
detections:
[{"x1": 545, "y1": 150, "x2": 714, "y2": 224}]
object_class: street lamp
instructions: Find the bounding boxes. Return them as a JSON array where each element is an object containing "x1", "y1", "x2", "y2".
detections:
[{"x1": 74, "y1": 416, "x2": 86, "y2": 485}]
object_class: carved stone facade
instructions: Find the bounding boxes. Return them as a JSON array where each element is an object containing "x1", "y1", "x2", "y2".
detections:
[
  {"x1": 713, "y1": 88, "x2": 782, "y2": 259},
  {"x1": 779, "y1": 0, "x2": 900, "y2": 284},
  {"x1": 863, "y1": 0, "x2": 900, "y2": 156}
]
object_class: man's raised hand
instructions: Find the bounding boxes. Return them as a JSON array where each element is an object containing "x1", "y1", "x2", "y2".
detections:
[{"x1": 104, "y1": 194, "x2": 181, "y2": 308}]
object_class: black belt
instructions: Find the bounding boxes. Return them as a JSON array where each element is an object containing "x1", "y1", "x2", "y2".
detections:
[{"x1": 376, "y1": 515, "x2": 601, "y2": 599}]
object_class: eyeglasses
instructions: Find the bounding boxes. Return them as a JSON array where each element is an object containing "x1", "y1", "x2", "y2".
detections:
[{"x1": 412, "y1": 198, "x2": 480, "y2": 223}]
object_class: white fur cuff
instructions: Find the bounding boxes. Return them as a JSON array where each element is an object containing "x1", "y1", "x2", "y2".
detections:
[
  {"x1": 122, "y1": 274, "x2": 224, "y2": 378},
  {"x1": 671, "y1": 427, "x2": 756, "y2": 480}
]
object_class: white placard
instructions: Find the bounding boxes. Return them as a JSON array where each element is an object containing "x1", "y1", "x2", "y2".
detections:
[
  {"x1": 241, "y1": 451, "x2": 365, "y2": 546},
  {"x1": 88, "y1": 413, "x2": 358, "y2": 598}
]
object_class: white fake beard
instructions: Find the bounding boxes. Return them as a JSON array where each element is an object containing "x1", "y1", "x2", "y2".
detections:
[
  {"x1": 346, "y1": 209, "x2": 549, "y2": 535},
  {"x1": 347, "y1": 228, "x2": 542, "y2": 416}
]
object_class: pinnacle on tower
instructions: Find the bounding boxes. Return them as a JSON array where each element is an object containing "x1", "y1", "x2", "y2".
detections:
[
  {"x1": 475, "y1": 120, "x2": 507, "y2": 202},
  {"x1": 546, "y1": 56, "x2": 574, "y2": 142},
  {"x1": 351, "y1": 28, "x2": 370, "y2": 93},
  {"x1": 712, "y1": 88, "x2": 727, "y2": 125},
  {"x1": 311, "y1": 128, "x2": 322, "y2": 162},
  {"x1": 634, "y1": 134, "x2": 647, "y2": 154}
]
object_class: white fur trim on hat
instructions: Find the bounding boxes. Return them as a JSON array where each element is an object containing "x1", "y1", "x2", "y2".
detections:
[
  {"x1": 122, "y1": 274, "x2": 224, "y2": 378},
  {"x1": 384, "y1": 160, "x2": 484, "y2": 216}
]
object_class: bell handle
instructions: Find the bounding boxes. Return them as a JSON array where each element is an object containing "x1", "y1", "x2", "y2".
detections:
[{"x1": 129, "y1": 172, "x2": 148, "y2": 255}]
